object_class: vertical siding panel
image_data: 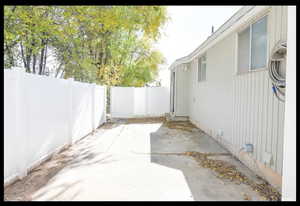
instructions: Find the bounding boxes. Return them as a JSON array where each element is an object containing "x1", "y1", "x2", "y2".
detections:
[
  {"x1": 282, "y1": 6, "x2": 288, "y2": 40},
  {"x1": 265, "y1": 72, "x2": 270, "y2": 158},
  {"x1": 260, "y1": 71, "x2": 266, "y2": 163},
  {"x1": 246, "y1": 73, "x2": 250, "y2": 146},
  {"x1": 235, "y1": 76, "x2": 238, "y2": 150},
  {"x1": 232, "y1": 78, "x2": 236, "y2": 148},
  {"x1": 266, "y1": 78, "x2": 273, "y2": 153},
  {"x1": 264, "y1": 7, "x2": 273, "y2": 165},
  {"x1": 240, "y1": 76, "x2": 244, "y2": 150},
  {"x1": 262, "y1": 72, "x2": 269, "y2": 162},
  {"x1": 244, "y1": 75, "x2": 248, "y2": 147},
  {"x1": 235, "y1": 77, "x2": 239, "y2": 149},
  {"x1": 235, "y1": 77, "x2": 238, "y2": 150},
  {"x1": 277, "y1": 102, "x2": 285, "y2": 175},
  {"x1": 247, "y1": 74, "x2": 250, "y2": 147},
  {"x1": 237, "y1": 76, "x2": 241, "y2": 149},
  {"x1": 257, "y1": 72, "x2": 264, "y2": 162},
  {"x1": 250, "y1": 72, "x2": 254, "y2": 151},
  {"x1": 241, "y1": 75, "x2": 246, "y2": 148},
  {"x1": 271, "y1": 98, "x2": 279, "y2": 171},
  {"x1": 233, "y1": 77, "x2": 236, "y2": 150},
  {"x1": 274, "y1": 6, "x2": 286, "y2": 174},
  {"x1": 276, "y1": 6, "x2": 287, "y2": 175},
  {"x1": 271, "y1": 6, "x2": 282, "y2": 172},
  {"x1": 269, "y1": 6, "x2": 281, "y2": 171},
  {"x1": 249, "y1": 72, "x2": 253, "y2": 147},
  {"x1": 260, "y1": 72, "x2": 265, "y2": 162},
  {"x1": 249, "y1": 74, "x2": 252, "y2": 146},
  {"x1": 270, "y1": 80, "x2": 273, "y2": 161},
  {"x1": 238, "y1": 76, "x2": 242, "y2": 150},
  {"x1": 236, "y1": 77, "x2": 240, "y2": 151},
  {"x1": 237, "y1": 76, "x2": 241, "y2": 150},
  {"x1": 269, "y1": 7, "x2": 275, "y2": 61},
  {"x1": 273, "y1": 98, "x2": 280, "y2": 173},
  {"x1": 264, "y1": 7, "x2": 275, "y2": 167},
  {"x1": 275, "y1": 6, "x2": 281, "y2": 42},
  {"x1": 252, "y1": 73, "x2": 257, "y2": 159},
  {"x1": 280, "y1": 6, "x2": 284, "y2": 40},
  {"x1": 251, "y1": 73, "x2": 255, "y2": 157},
  {"x1": 253, "y1": 73, "x2": 259, "y2": 160}
]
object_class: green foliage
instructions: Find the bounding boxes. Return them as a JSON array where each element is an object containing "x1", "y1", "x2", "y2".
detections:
[{"x1": 4, "y1": 6, "x2": 169, "y2": 86}]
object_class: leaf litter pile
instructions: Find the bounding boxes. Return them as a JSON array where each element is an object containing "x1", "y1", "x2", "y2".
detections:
[
  {"x1": 164, "y1": 121, "x2": 281, "y2": 201},
  {"x1": 183, "y1": 151, "x2": 281, "y2": 201},
  {"x1": 164, "y1": 121, "x2": 198, "y2": 132}
]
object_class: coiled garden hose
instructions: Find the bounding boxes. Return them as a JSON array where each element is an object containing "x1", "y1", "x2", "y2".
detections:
[{"x1": 268, "y1": 40, "x2": 287, "y2": 102}]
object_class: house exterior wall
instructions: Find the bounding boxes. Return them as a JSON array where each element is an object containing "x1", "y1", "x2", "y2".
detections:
[
  {"x1": 174, "y1": 65, "x2": 189, "y2": 116},
  {"x1": 176, "y1": 6, "x2": 287, "y2": 189}
]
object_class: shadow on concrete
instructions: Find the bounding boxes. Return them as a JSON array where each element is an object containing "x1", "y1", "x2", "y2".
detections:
[
  {"x1": 4, "y1": 123, "x2": 118, "y2": 201},
  {"x1": 149, "y1": 121, "x2": 239, "y2": 201}
]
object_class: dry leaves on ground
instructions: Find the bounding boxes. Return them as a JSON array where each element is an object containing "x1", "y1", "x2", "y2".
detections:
[
  {"x1": 184, "y1": 151, "x2": 281, "y2": 201},
  {"x1": 164, "y1": 121, "x2": 197, "y2": 132}
]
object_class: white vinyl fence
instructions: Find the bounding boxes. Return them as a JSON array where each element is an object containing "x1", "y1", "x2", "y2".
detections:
[
  {"x1": 4, "y1": 69, "x2": 106, "y2": 185},
  {"x1": 110, "y1": 86, "x2": 170, "y2": 118}
]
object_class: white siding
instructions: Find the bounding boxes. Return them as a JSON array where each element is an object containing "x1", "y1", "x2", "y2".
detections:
[
  {"x1": 188, "y1": 33, "x2": 235, "y2": 145},
  {"x1": 182, "y1": 6, "x2": 287, "y2": 182},
  {"x1": 175, "y1": 65, "x2": 189, "y2": 116}
]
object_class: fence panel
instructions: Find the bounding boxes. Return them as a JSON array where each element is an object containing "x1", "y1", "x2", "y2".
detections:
[
  {"x1": 94, "y1": 85, "x2": 106, "y2": 127},
  {"x1": 4, "y1": 69, "x2": 106, "y2": 185},
  {"x1": 110, "y1": 86, "x2": 170, "y2": 118},
  {"x1": 71, "y1": 81, "x2": 94, "y2": 142},
  {"x1": 25, "y1": 73, "x2": 70, "y2": 170}
]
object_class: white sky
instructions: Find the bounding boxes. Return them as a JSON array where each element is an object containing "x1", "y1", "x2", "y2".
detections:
[{"x1": 156, "y1": 6, "x2": 242, "y2": 87}]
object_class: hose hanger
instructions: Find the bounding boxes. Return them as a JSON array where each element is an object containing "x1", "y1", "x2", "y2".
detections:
[{"x1": 268, "y1": 40, "x2": 287, "y2": 102}]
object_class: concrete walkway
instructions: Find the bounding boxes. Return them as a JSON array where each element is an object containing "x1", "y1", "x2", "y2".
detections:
[{"x1": 4, "y1": 119, "x2": 266, "y2": 201}]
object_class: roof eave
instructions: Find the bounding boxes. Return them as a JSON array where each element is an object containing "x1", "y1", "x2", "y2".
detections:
[{"x1": 169, "y1": 6, "x2": 270, "y2": 71}]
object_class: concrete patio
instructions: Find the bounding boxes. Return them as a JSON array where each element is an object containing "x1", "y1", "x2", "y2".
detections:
[{"x1": 4, "y1": 118, "x2": 270, "y2": 201}]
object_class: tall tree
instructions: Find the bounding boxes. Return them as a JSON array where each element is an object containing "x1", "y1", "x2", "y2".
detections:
[{"x1": 4, "y1": 6, "x2": 169, "y2": 86}]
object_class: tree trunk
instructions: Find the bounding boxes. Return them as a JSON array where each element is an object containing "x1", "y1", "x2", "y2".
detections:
[
  {"x1": 5, "y1": 43, "x2": 14, "y2": 67},
  {"x1": 42, "y1": 43, "x2": 48, "y2": 75},
  {"x1": 20, "y1": 43, "x2": 27, "y2": 69},
  {"x1": 60, "y1": 70, "x2": 65, "y2": 79},
  {"x1": 32, "y1": 54, "x2": 37, "y2": 74},
  {"x1": 55, "y1": 63, "x2": 63, "y2": 78},
  {"x1": 39, "y1": 46, "x2": 45, "y2": 75},
  {"x1": 25, "y1": 45, "x2": 32, "y2": 73}
]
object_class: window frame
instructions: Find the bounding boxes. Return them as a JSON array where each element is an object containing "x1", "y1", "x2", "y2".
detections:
[
  {"x1": 236, "y1": 13, "x2": 269, "y2": 75},
  {"x1": 198, "y1": 53, "x2": 207, "y2": 82}
]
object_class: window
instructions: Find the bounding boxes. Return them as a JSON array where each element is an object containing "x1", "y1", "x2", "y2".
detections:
[
  {"x1": 198, "y1": 54, "x2": 206, "y2": 82},
  {"x1": 238, "y1": 15, "x2": 268, "y2": 73}
]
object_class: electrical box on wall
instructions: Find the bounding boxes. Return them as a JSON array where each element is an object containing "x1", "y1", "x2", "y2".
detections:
[
  {"x1": 242, "y1": 143, "x2": 254, "y2": 153},
  {"x1": 263, "y1": 152, "x2": 273, "y2": 165}
]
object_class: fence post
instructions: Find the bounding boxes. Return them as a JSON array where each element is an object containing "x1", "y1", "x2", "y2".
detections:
[
  {"x1": 68, "y1": 78, "x2": 74, "y2": 144},
  {"x1": 103, "y1": 85, "x2": 107, "y2": 123},
  {"x1": 110, "y1": 86, "x2": 113, "y2": 119},
  {"x1": 91, "y1": 83, "x2": 96, "y2": 133},
  {"x1": 146, "y1": 87, "x2": 149, "y2": 116},
  {"x1": 14, "y1": 68, "x2": 29, "y2": 179}
]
